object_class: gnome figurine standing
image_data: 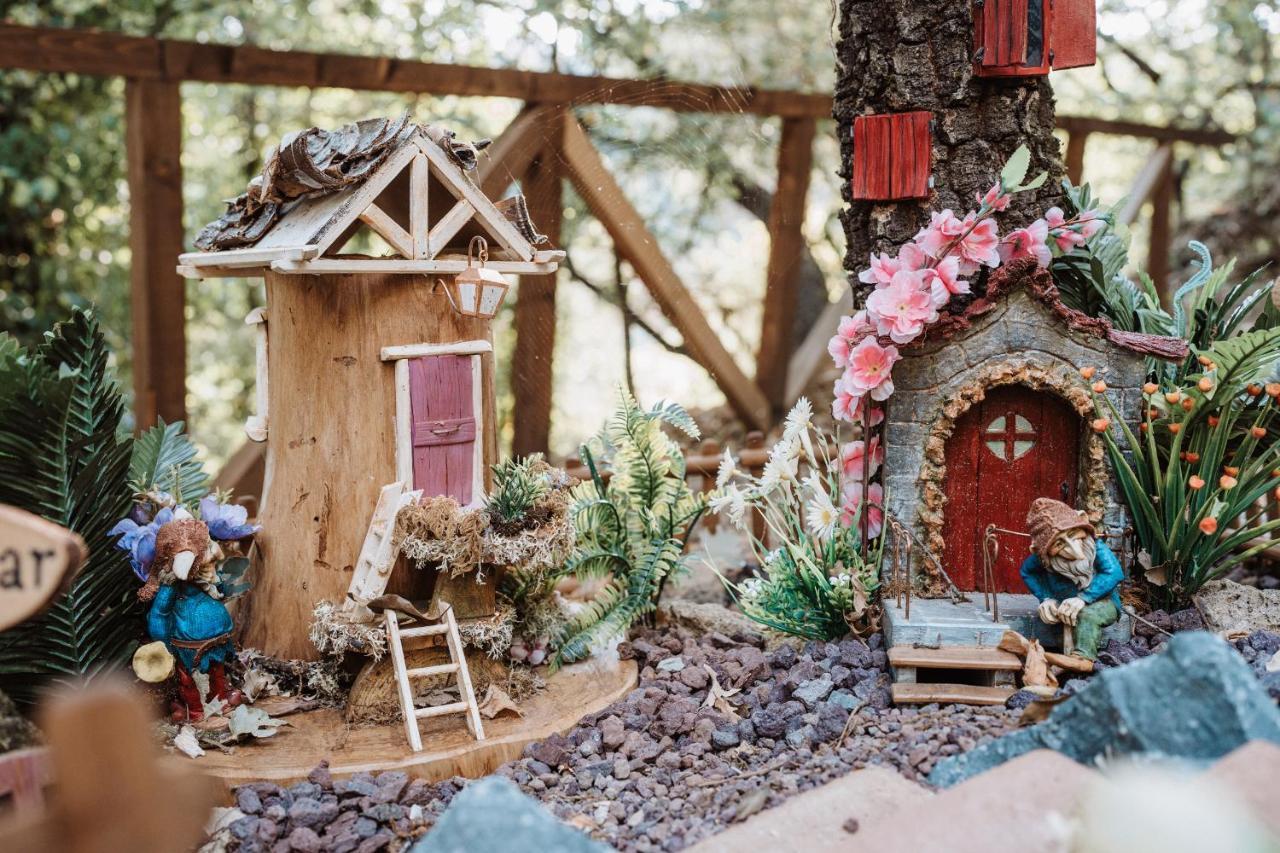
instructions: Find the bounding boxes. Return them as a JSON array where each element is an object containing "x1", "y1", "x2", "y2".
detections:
[
  {"x1": 139, "y1": 509, "x2": 243, "y2": 721},
  {"x1": 1019, "y1": 498, "x2": 1124, "y2": 661}
]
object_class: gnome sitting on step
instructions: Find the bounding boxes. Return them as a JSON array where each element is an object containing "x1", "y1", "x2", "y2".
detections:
[
  {"x1": 139, "y1": 509, "x2": 242, "y2": 721},
  {"x1": 1019, "y1": 498, "x2": 1124, "y2": 661}
]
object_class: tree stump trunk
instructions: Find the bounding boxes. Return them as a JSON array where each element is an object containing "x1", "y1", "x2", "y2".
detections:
[{"x1": 835, "y1": 1, "x2": 1066, "y2": 298}]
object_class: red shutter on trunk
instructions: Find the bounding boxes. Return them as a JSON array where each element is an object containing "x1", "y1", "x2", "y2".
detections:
[
  {"x1": 850, "y1": 112, "x2": 932, "y2": 201},
  {"x1": 408, "y1": 354, "x2": 476, "y2": 504},
  {"x1": 1051, "y1": 0, "x2": 1097, "y2": 69},
  {"x1": 978, "y1": 0, "x2": 1029, "y2": 67}
]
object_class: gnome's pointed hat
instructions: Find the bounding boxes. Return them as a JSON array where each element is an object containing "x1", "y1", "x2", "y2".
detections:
[{"x1": 1026, "y1": 498, "x2": 1095, "y2": 557}]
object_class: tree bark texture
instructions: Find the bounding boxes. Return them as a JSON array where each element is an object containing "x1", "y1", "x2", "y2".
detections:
[{"x1": 836, "y1": 2, "x2": 1067, "y2": 300}]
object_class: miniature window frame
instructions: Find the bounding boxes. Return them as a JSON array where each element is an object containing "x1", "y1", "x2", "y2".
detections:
[
  {"x1": 850, "y1": 111, "x2": 933, "y2": 201},
  {"x1": 381, "y1": 340, "x2": 490, "y2": 508},
  {"x1": 972, "y1": 0, "x2": 1096, "y2": 78}
]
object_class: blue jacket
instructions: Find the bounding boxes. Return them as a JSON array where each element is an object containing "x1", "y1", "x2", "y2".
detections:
[
  {"x1": 147, "y1": 583, "x2": 235, "y2": 673},
  {"x1": 1019, "y1": 539, "x2": 1124, "y2": 609}
]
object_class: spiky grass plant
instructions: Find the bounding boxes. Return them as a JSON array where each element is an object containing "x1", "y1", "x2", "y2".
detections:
[
  {"x1": 714, "y1": 399, "x2": 883, "y2": 641},
  {"x1": 549, "y1": 390, "x2": 706, "y2": 668},
  {"x1": 486, "y1": 455, "x2": 550, "y2": 528},
  {"x1": 1086, "y1": 249, "x2": 1280, "y2": 605}
]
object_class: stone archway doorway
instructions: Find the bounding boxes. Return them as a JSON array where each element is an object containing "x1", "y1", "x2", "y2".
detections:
[{"x1": 943, "y1": 384, "x2": 1082, "y2": 592}]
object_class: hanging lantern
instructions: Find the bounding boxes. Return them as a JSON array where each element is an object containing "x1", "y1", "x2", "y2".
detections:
[{"x1": 437, "y1": 236, "x2": 510, "y2": 319}]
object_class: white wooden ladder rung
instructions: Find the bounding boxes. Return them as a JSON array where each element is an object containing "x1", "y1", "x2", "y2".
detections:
[
  {"x1": 406, "y1": 663, "x2": 459, "y2": 678},
  {"x1": 399, "y1": 624, "x2": 449, "y2": 639},
  {"x1": 384, "y1": 604, "x2": 486, "y2": 753}
]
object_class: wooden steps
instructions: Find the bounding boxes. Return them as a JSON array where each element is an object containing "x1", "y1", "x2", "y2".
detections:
[
  {"x1": 891, "y1": 683, "x2": 1015, "y2": 706},
  {"x1": 385, "y1": 605, "x2": 484, "y2": 752},
  {"x1": 889, "y1": 644, "x2": 1021, "y2": 706},
  {"x1": 888, "y1": 646, "x2": 1022, "y2": 671}
]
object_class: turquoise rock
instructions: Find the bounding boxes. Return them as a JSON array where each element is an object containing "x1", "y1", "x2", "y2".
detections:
[
  {"x1": 929, "y1": 632, "x2": 1280, "y2": 787},
  {"x1": 410, "y1": 777, "x2": 613, "y2": 853}
]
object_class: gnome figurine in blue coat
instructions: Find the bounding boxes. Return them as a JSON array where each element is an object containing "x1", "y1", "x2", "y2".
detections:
[{"x1": 139, "y1": 509, "x2": 242, "y2": 721}]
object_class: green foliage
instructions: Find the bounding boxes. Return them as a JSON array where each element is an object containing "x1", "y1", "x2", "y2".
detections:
[
  {"x1": 129, "y1": 418, "x2": 210, "y2": 504},
  {"x1": 0, "y1": 308, "x2": 140, "y2": 702},
  {"x1": 486, "y1": 455, "x2": 550, "y2": 526},
  {"x1": 550, "y1": 390, "x2": 706, "y2": 668},
  {"x1": 1088, "y1": 248, "x2": 1280, "y2": 604},
  {"x1": 1050, "y1": 181, "x2": 1175, "y2": 335}
]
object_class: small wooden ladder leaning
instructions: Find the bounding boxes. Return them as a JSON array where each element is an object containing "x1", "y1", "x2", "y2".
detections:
[{"x1": 384, "y1": 604, "x2": 485, "y2": 752}]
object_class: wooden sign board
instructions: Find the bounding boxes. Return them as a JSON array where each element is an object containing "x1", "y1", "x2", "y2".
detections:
[{"x1": 0, "y1": 506, "x2": 86, "y2": 632}]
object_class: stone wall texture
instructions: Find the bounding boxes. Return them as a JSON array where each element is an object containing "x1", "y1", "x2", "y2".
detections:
[{"x1": 884, "y1": 291, "x2": 1148, "y2": 595}]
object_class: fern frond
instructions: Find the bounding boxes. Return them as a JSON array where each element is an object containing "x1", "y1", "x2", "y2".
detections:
[{"x1": 130, "y1": 419, "x2": 210, "y2": 503}]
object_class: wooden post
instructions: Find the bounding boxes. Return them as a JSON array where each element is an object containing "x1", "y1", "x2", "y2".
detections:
[
  {"x1": 756, "y1": 117, "x2": 816, "y2": 415},
  {"x1": 1149, "y1": 152, "x2": 1175, "y2": 308},
  {"x1": 512, "y1": 113, "x2": 564, "y2": 456},
  {"x1": 126, "y1": 78, "x2": 187, "y2": 430},
  {"x1": 1064, "y1": 131, "x2": 1088, "y2": 185}
]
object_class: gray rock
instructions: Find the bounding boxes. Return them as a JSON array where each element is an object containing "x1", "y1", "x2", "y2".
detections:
[
  {"x1": 793, "y1": 677, "x2": 835, "y2": 709},
  {"x1": 237, "y1": 786, "x2": 263, "y2": 815},
  {"x1": 828, "y1": 689, "x2": 860, "y2": 711},
  {"x1": 410, "y1": 777, "x2": 612, "y2": 852},
  {"x1": 657, "y1": 656, "x2": 686, "y2": 673},
  {"x1": 287, "y1": 826, "x2": 322, "y2": 853},
  {"x1": 1194, "y1": 579, "x2": 1280, "y2": 634},
  {"x1": 930, "y1": 632, "x2": 1280, "y2": 787},
  {"x1": 711, "y1": 728, "x2": 741, "y2": 750}
]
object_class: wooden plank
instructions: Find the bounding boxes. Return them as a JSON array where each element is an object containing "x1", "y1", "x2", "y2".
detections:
[
  {"x1": 0, "y1": 507, "x2": 86, "y2": 633},
  {"x1": 785, "y1": 288, "x2": 852, "y2": 406},
  {"x1": 1064, "y1": 131, "x2": 1088, "y2": 185},
  {"x1": 385, "y1": 611, "x2": 423, "y2": 751},
  {"x1": 512, "y1": 128, "x2": 562, "y2": 456},
  {"x1": 0, "y1": 24, "x2": 832, "y2": 119},
  {"x1": 891, "y1": 683, "x2": 1015, "y2": 706},
  {"x1": 445, "y1": 606, "x2": 486, "y2": 740},
  {"x1": 1051, "y1": 0, "x2": 1098, "y2": 70},
  {"x1": 1117, "y1": 143, "x2": 1174, "y2": 226},
  {"x1": 178, "y1": 243, "x2": 319, "y2": 268},
  {"x1": 269, "y1": 258, "x2": 559, "y2": 275},
  {"x1": 425, "y1": 200, "x2": 476, "y2": 259},
  {"x1": 394, "y1": 360, "x2": 414, "y2": 487},
  {"x1": 410, "y1": 153, "x2": 430, "y2": 258},
  {"x1": 345, "y1": 482, "x2": 408, "y2": 611},
  {"x1": 478, "y1": 104, "x2": 563, "y2": 199},
  {"x1": 126, "y1": 78, "x2": 187, "y2": 429},
  {"x1": 1055, "y1": 115, "x2": 1234, "y2": 148},
  {"x1": 244, "y1": 307, "x2": 268, "y2": 442},
  {"x1": 415, "y1": 136, "x2": 535, "y2": 261},
  {"x1": 561, "y1": 118, "x2": 772, "y2": 430},
  {"x1": 888, "y1": 646, "x2": 1023, "y2": 671},
  {"x1": 359, "y1": 202, "x2": 414, "y2": 258},
  {"x1": 756, "y1": 117, "x2": 816, "y2": 412},
  {"x1": 381, "y1": 340, "x2": 492, "y2": 361}
]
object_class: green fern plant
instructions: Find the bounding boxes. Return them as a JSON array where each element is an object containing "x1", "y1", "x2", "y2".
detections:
[
  {"x1": 0, "y1": 309, "x2": 140, "y2": 702},
  {"x1": 550, "y1": 390, "x2": 706, "y2": 668},
  {"x1": 130, "y1": 418, "x2": 209, "y2": 503}
]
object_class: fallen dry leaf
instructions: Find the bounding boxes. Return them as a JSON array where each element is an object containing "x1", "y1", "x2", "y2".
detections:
[
  {"x1": 732, "y1": 788, "x2": 769, "y2": 822},
  {"x1": 1022, "y1": 638, "x2": 1059, "y2": 690},
  {"x1": 1017, "y1": 694, "x2": 1072, "y2": 727},
  {"x1": 702, "y1": 664, "x2": 742, "y2": 722},
  {"x1": 173, "y1": 725, "x2": 206, "y2": 759},
  {"x1": 478, "y1": 684, "x2": 523, "y2": 719}
]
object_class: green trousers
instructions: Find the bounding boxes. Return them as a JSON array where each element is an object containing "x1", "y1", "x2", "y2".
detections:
[{"x1": 1070, "y1": 599, "x2": 1120, "y2": 660}]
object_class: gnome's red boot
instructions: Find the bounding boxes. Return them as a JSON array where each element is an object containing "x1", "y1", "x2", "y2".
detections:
[
  {"x1": 172, "y1": 666, "x2": 205, "y2": 722},
  {"x1": 209, "y1": 662, "x2": 243, "y2": 709}
]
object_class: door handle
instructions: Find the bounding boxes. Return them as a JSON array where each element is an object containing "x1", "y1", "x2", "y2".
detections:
[
  {"x1": 431, "y1": 424, "x2": 461, "y2": 435},
  {"x1": 1060, "y1": 480, "x2": 1070, "y2": 501}
]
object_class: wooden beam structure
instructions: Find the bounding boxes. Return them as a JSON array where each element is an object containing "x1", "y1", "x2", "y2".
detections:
[
  {"x1": 0, "y1": 24, "x2": 830, "y2": 119},
  {"x1": 561, "y1": 118, "x2": 773, "y2": 431},
  {"x1": 477, "y1": 104, "x2": 565, "y2": 199},
  {"x1": 756, "y1": 117, "x2": 817, "y2": 413},
  {"x1": 125, "y1": 78, "x2": 187, "y2": 429},
  {"x1": 512, "y1": 111, "x2": 565, "y2": 455}
]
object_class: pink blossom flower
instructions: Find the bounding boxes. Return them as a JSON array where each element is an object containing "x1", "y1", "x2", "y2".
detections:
[
  {"x1": 841, "y1": 481, "x2": 885, "y2": 538},
  {"x1": 898, "y1": 241, "x2": 929, "y2": 271},
  {"x1": 831, "y1": 375, "x2": 859, "y2": 423},
  {"x1": 1080, "y1": 217, "x2": 1105, "y2": 240},
  {"x1": 979, "y1": 182, "x2": 1012, "y2": 212},
  {"x1": 999, "y1": 219, "x2": 1052, "y2": 267},
  {"x1": 866, "y1": 270, "x2": 937, "y2": 344},
  {"x1": 915, "y1": 210, "x2": 965, "y2": 259},
  {"x1": 827, "y1": 310, "x2": 873, "y2": 368},
  {"x1": 852, "y1": 395, "x2": 885, "y2": 427},
  {"x1": 841, "y1": 437, "x2": 883, "y2": 480},
  {"x1": 1045, "y1": 207, "x2": 1068, "y2": 228},
  {"x1": 921, "y1": 254, "x2": 969, "y2": 305},
  {"x1": 857, "y1": 252, "x2": 900, "y2": 287},
  {"x1": 955, "y1": 213, "x2": 1002, "y2": 273},
  {"x1": 1052, "y1": 228, "x2": 1085, "y2": 252},
  {"x1": 843, "y1": 337, "x2": 900, "y2": 402}
]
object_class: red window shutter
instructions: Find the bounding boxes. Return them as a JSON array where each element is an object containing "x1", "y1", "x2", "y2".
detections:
[
  {"x1": 408, "y1": 354, "x2": 477, "y2": 504},
  {"x1": 851, "y1": 112, "x2": 932, "y2": 201},
  {"x1": 1051, "y1": 0, "x2": 1097, "y2": 69},
  {"x1": 977, "y1": 0, "x2": 1029, "y2": 67}
]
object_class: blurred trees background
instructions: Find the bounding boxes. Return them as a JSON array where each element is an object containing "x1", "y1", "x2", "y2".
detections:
[{"x1": 0, "y1": 0, "x2": 1274, "y2": 468}]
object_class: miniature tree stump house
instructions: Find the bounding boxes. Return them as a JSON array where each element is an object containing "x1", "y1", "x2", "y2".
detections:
[
  {"x1": 835, "y1": 2, "x2": 1189, "y2": 702},
  {"x1": 180, "y1": 118, "x2": 562, "y2": 660}
]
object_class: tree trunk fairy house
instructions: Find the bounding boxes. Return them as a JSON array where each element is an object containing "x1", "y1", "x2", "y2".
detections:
[{"x1": 179, "y1": 116, "x2": 562, "y2": 660}]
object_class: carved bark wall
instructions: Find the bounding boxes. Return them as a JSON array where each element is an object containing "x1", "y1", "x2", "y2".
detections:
[{"x1": 835, "y1": 2, "x2": 1067, "y2": 299}]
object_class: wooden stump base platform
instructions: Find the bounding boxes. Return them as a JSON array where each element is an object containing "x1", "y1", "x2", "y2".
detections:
[{"x1": 196, "y1": 657, "x2": 637, "y2": 792}]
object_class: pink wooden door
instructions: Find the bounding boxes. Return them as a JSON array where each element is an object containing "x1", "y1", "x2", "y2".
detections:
[
  {"x1": 408, "y1": 355, "x2": 476, "y2": 503},
  {"x1": 943, "y1": 385, "x2": 1080, "y2": 593}
]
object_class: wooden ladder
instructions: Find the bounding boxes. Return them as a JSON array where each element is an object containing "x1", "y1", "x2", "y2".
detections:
[{"x1": 384, "y1": 604, "x2": 485, "y2": 752}]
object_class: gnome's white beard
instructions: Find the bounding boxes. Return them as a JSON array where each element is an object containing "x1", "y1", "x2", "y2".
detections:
[{"x1": 1048, "y1": 537, "x2": 1097, "y2": 589}]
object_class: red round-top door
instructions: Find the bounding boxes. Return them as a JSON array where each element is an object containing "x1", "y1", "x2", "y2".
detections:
[{"x1": 943, "y1": 385, "x2": 1081, "y2": 592}]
